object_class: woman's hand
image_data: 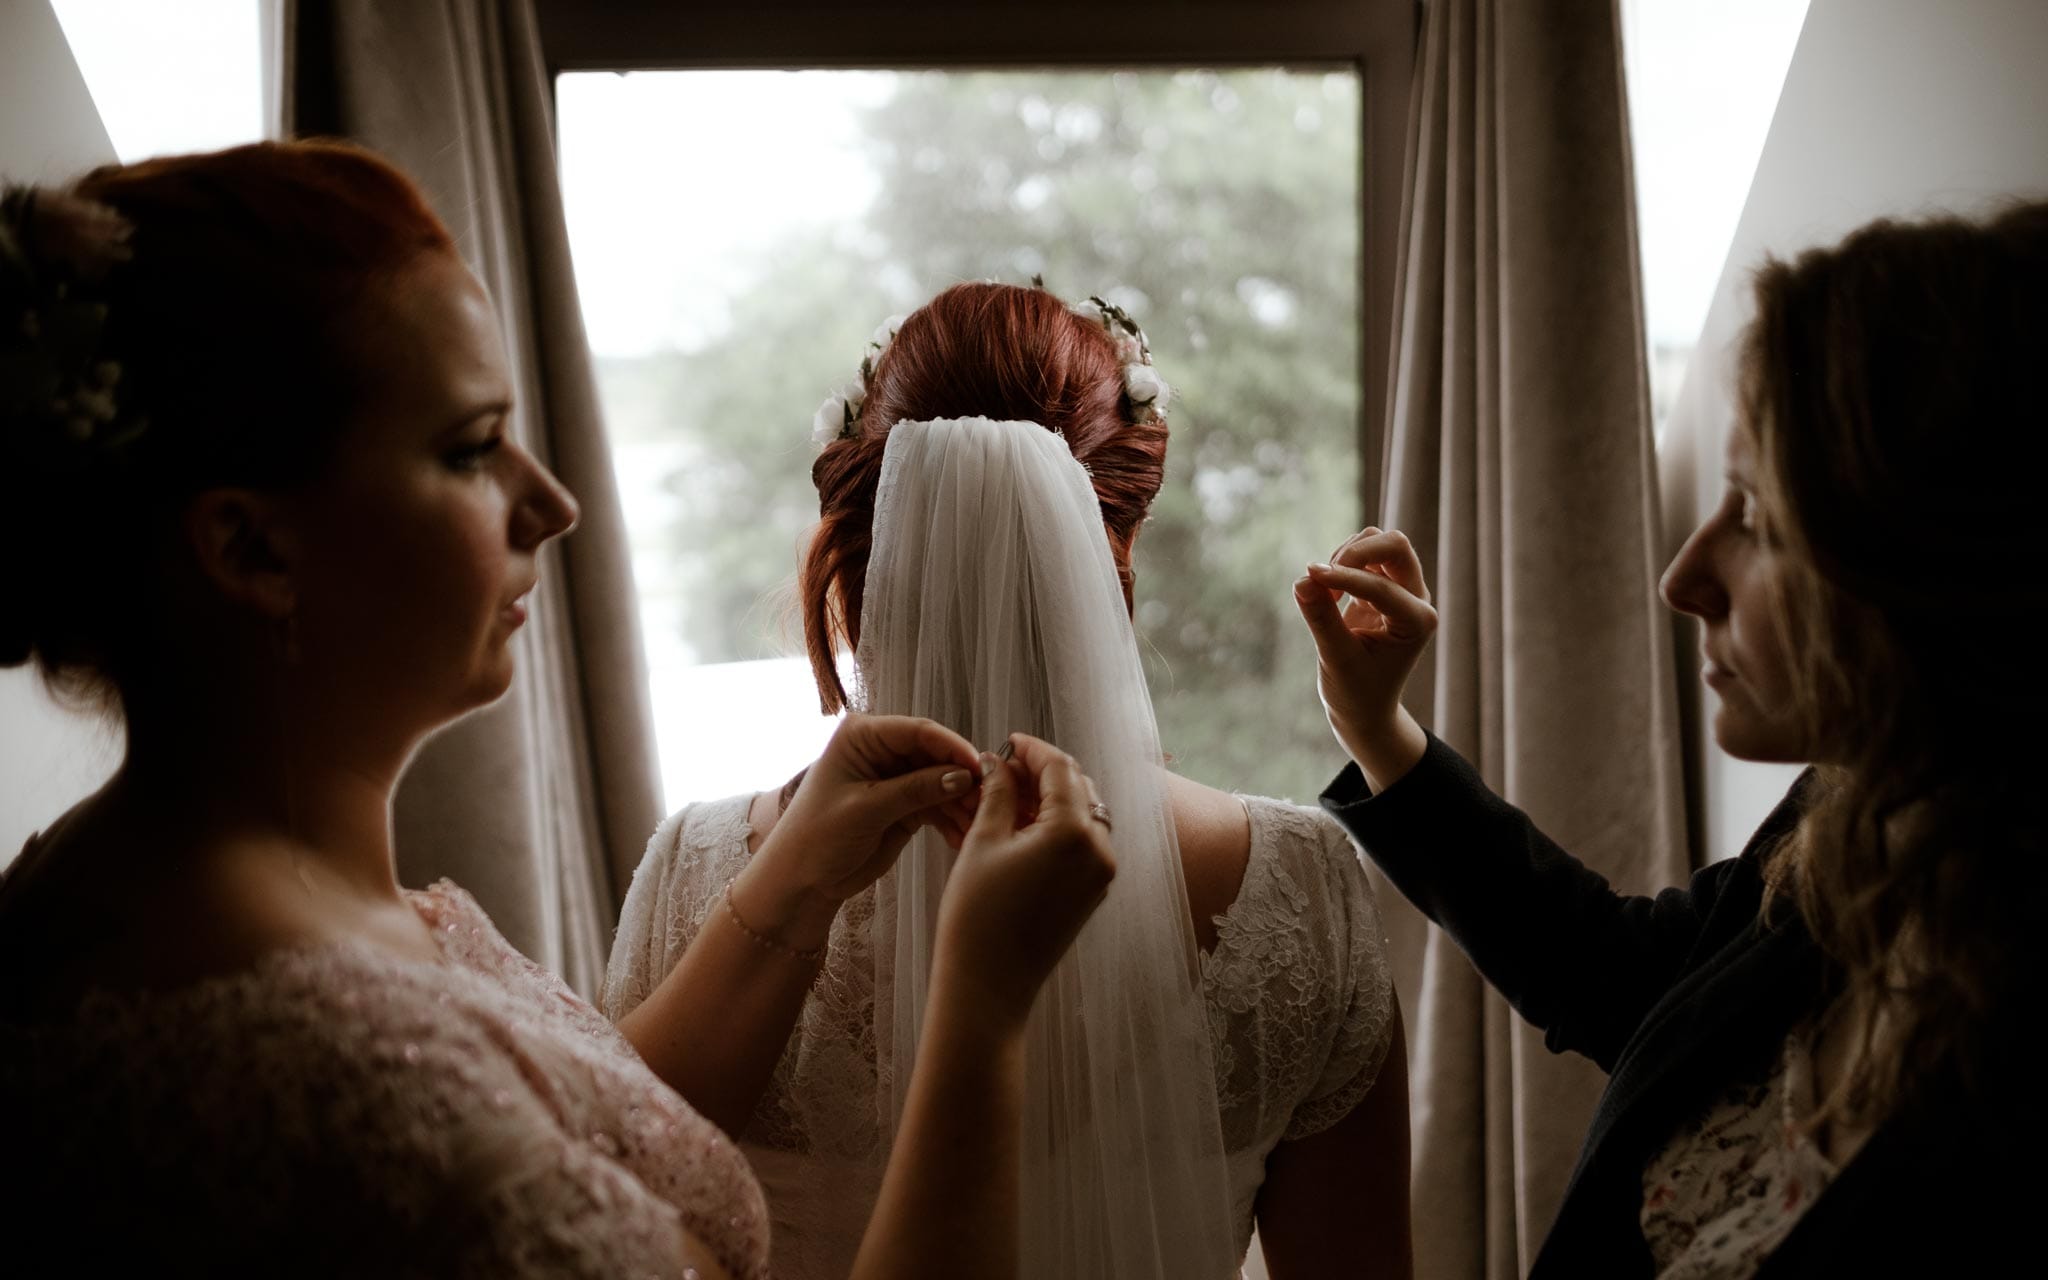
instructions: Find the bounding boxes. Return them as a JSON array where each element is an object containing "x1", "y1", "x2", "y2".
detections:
[
  {"x1": 736, "y1": 713, "x2": 981, "y2": 950},
  {"x1": 933, "y1": 733, "x2": 1118, "y2": 1032},
  {"x1": 1293, "y1": 527, "x2": 1438, "y2": 792}
]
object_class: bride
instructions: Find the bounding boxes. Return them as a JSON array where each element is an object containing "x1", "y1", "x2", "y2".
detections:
[{"x1": 607, "y1": 281, "x2": 1413, "y2": 1278}]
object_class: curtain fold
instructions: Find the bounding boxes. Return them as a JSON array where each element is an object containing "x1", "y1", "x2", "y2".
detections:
[
  {"x1": 1373, "y1": 1, "x2": 1690, "y2": 1275},
  {"x1": 283, "y1": 0, "x2": 660, "y2": 997}
]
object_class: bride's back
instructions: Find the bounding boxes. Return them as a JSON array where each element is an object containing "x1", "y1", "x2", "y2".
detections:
[
  {"x1": 605, "y1": 283, "x2": 1398, "y2": 1275},
  {"x1": 608, "y1": 761, "x2": 1392, "y2": 1275}
]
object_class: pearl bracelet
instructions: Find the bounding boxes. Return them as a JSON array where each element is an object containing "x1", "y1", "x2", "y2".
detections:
[{"x1": 721, "y1": 878, "x2": 828, "y2": 963}]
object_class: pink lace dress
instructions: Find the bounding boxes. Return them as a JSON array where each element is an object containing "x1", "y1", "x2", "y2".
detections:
[{"x1": 0, "y1": 875, "x2": 770, "y2": 1279}]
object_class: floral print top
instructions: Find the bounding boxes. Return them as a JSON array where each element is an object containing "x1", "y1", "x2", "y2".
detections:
[{"x1": 1640, "y1": 1021, "x2": 1846, "y2": 1279}]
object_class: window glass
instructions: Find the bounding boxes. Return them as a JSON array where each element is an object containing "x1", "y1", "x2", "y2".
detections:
[{"x1": 560, "y1": 68, "x2": 1363, "y2": 806}]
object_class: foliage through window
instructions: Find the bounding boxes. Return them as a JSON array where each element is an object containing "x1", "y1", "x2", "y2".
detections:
[{"x1": 561, "y1": 69, "x2": 1362, "y2": 806}]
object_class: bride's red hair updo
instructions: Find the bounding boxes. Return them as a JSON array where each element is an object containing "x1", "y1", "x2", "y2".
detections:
[{"x1": 800, "y1": 281, "x2": 1168, "y2": 713}]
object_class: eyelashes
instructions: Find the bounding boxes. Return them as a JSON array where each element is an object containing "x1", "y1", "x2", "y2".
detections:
[
  {"x1": 1718, "y1": 486, "x2": 1758, "y2": 534},
  {"x1": 445, "y1": 436, "x2": 504, "y2": 471}
]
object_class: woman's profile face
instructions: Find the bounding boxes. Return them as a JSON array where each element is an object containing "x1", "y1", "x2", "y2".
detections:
[
  {"x1": 1659, "y1": 425, "x2": 1808, "y2": 763},
  {"x1": 287, "y1": 253, "x2": 579, "y2": 731}
]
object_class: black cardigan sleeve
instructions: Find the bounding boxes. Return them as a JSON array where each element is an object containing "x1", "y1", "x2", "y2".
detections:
[{"x1": 1321, "y1": 733, "x2": 1804, "y2": 1073}]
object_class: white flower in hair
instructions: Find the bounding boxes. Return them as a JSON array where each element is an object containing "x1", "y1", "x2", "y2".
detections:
[
  {"x1": 814, "y1": 377, "x2": 872, "y2": 445},
  {"x1": 1123, "y1": 364, "x2": 1166, "y2": 405},
  {"x1": 871, "y1": 314, "x2": 907, "y2": 348},
  {"x1": 812, "y1": 396, "x2": 849, "y2": 445}
]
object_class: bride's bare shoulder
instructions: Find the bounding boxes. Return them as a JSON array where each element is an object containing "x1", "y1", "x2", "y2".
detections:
[{"x1": 1164, "y1": 772, "x2": 1252, "y2": 949}]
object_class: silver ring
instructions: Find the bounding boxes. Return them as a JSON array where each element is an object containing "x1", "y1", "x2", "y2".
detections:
[{"x1": 1087, "y1": 802, "x2": 1113, "y2": 831}]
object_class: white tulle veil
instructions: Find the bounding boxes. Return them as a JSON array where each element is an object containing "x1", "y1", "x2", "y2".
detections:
[{"x1": 857, "y1": 416, "x2": 1238, "y2": 1278}]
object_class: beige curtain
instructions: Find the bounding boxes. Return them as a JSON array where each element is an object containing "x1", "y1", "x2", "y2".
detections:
[
  {"x1": 282, "y1": 0, "x2": 661, "y2": 997},
  {"x1": 1372, "y1": 1, "x2": 1691, "y2": 1275}
]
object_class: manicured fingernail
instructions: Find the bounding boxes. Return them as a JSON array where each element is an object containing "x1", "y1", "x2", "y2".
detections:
[
  {"x1": 978, "y1": 752, "x2": 1002, "y2": 779},
  {"x1": 942, "y1": 770, "x2": 972, "y2": 794},
  {"x1": 1308, "y1": 561, "x2": 1334, "y2": 574}
]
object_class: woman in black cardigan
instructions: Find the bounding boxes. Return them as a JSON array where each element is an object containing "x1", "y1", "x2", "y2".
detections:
[{"x1": 1292, "y1": 201, "x2": 2047, "y2": 1277}]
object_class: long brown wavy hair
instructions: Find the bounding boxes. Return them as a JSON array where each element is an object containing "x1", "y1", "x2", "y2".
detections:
[{"x1": 1742, "y1": 199, "x2": 2048, "y2": 1125}]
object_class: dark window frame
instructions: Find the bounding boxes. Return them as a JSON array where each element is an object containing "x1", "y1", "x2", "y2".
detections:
[{"x1": 535, "y1": 0, "x2": 1418, "y2": 516}]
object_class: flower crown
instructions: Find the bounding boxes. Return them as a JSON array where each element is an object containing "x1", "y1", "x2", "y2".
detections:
[
  {"x1": 811, "y1": 284, "x2": 1170, "y2": 446},
  {"x1": 0, "y1": 186, "x2": 145, "y2": 469}
]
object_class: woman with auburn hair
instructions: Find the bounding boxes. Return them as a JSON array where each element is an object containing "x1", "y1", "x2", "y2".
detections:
[
  {"x1": 1297, "y1": 200, "x2": 2048, "y2": 1276},
  {"x1": 0, "y1": 142, "x2": 1118, "y2": 1279},
  {"x1": 608, "y1": 281, "x2": 1414, "y2": 1280}
]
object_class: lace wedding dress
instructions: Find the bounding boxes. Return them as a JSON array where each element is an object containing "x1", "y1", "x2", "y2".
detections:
[
  {"x1": 1, "y1": 867, "x2": 770, "y2": 1279},
  {"x1": 606, "y1": 785, "x2": 1394, "y2": 1280}
]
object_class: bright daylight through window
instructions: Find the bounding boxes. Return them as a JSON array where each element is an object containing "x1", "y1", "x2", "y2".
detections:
[{"x1": 559, "y1": 69, "x2": 1365, "y2": 808}]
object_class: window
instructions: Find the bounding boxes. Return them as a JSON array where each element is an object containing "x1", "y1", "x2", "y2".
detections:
[
  {"x1": 561, "y1": 67, "x2": 1364, "y2": 806},
  {"x1": 558, "y1": 44, "x2": 1399, "y2": 810}
]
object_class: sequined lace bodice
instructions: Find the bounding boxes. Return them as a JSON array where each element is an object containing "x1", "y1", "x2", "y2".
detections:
[
  {"x1": 0, "y1": 877, "x2": 769, "y2": 1279},
  {"x1": 605, "y1": 790, "x2": 1395, "y2": 1279}
]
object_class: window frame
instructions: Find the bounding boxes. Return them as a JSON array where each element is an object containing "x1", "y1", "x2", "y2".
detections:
[{"x1": 534, "y1": 0, "x2": 1418, "y2": 518}]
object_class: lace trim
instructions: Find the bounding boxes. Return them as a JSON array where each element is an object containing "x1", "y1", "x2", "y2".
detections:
[
  {"x1": 1202, "y1": 797, "x2": 1395, "y2": 1142},
  {"x1": 616, "y1": 791, "x2": 1395, "y2": 1162}
]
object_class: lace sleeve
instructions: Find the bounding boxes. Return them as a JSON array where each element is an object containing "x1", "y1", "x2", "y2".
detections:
[
  {"x1": 320, "y1": 919, "x2": 769, "y2": 1279},
  {"x1": 603, "y1": 799, "x2": 753, "y2": 1023},
  {"x1": 7, "y1": 939, "x2": 769, "y2": 1280},
  {"x1": 306, "y1": 1001, "x2": 760, "y2": 1278},
  {"x1": 604, "y1": 808, "x2": 690, "y2": 1022},
  {"x1": 405, "y1": 1120, "x2": 699, "y2": 1279},
  {"x1": 1281, "y1": 812, "x2": 1397, "y2": 1141}
]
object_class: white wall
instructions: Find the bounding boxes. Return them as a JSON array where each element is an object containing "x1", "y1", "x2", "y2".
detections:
[
  {"x1": 1661, "y1": 0, "x2": 2048, "y2": 859},
  {"x1": 1, "y1": 0, "x2": 124, "y2": 862},
  {"x1": 1, "y1": 0, "x2": 114, "y2": 180}
]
